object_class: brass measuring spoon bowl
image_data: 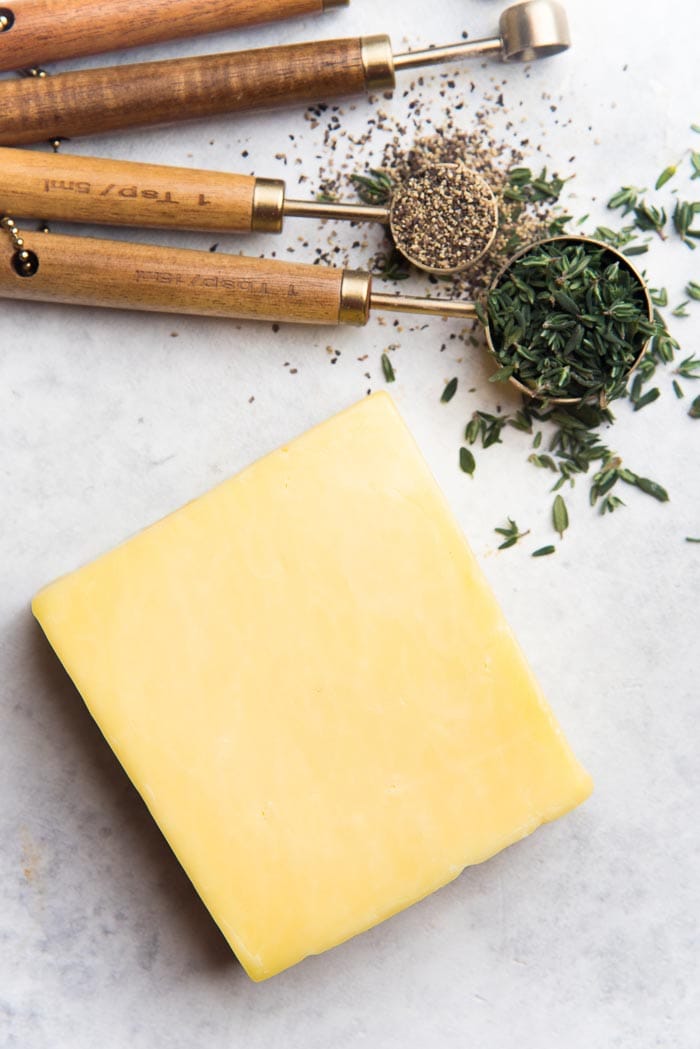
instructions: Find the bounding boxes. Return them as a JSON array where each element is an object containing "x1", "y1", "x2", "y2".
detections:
[
  {"x1": 1, "y1": 231, "x2": 651, "y2": 412},
  {"x1": 284, "y1": 163, "x2": 499, "y2": 275},
  {"x1": 372, "y1": 235, "x2": 653, "y2": 406},
  {"x1": 498, "y1": 0, "x2": 571, "y2": 61},
  {"x1": 387, "y1": 165, "x2": 498, "y2": 275},
  {"x1": 389, "y1": 1, "x2": 571, "y2": 75},
  {"x1": 483, "y1": 236, "x2": 653, "y2": 405}
]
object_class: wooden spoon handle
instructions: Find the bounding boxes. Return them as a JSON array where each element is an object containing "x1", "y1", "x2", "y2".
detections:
[
  {"x1": 0, "y1": 230, "x2": 370, "y2": 325},
  {"x1": 0, "y1": 38, "x2": 371, "y2": 146},
  {"x1": 0, "y1": 0, "x2": 348, "y2": 74},
  {"x1": 0, "y1": 147, "x2": 264, "y2": 233}
]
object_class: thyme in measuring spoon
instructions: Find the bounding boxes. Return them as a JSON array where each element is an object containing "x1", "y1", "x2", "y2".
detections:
[{"x1": 486, "y1": 240, "x2": 655, "y2": 403}]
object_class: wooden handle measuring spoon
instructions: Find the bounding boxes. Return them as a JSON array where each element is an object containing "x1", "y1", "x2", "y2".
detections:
[
  {"x1": 2, "y1": 231, "x2": 654, "y2": 407},
  {"x1": 0, "y1": 2, "x2": 570, "y2": 145},
  {"x1": 0, "y1": 147, "x2": 498, "y2": 274},
  {"x1": 0, "y1": 0, "x2": 349, "y2": 74},
  {"x1": 0, "y1": 230, "x2": 651, "y2": 408}
]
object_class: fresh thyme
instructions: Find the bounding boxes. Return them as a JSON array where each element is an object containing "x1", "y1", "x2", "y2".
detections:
[
  {"x1": 459, "y1": 447, "x2": 476, "y2": 477},
  {"x1": 349, "y1": 168, "x2": 394, "y2": 206},
  {"x1": 441, "y1": 377, "x2": 458, "y2": 403},
  {"x1": 673, "y1": 200, "x2": 700, "y2": 248},
  {"x1": 632, "y1": 386, "x2": 661, "y2": 411},
  {"x1": 486, "y1": 240, "x2": 654, "y2": 403},
  {"x1": 504, "y1": 166, "x2": 571, "y2": 204},
  {"x1": 689, "y1": 395, "x2": 700, "y2": 419},
  {"x1": 532, "y1": 546, "x2": 556, "y2": 557},
  {"x1": 494, "y1": 518, "x2": 529, "y2": 550},
  {"x1": 552, "y1": 495, "x2": 569, "y2": 538},
  {"x1": 607, "y1": 186, "x2": 645, "y2": 215},
  {"x1": 381, "y1": 352, "x2": 396, "y2": 383},
  {"x1": 676, "y1": 354, "x2": 700, "y2": 379},
  {"x1": 655, "y1": 165, "x2": 677, "y2": 191},
  {"x1": 633, "y1": 201, "x2": 667, "y2": 239},
  {"x1": 465, "y1": 411, "x2": 509, "y2": 448}
]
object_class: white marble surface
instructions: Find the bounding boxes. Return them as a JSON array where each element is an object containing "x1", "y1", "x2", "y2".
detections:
[{"x1": 1, "y1": 1, "x2": 699, "y2": 1045}]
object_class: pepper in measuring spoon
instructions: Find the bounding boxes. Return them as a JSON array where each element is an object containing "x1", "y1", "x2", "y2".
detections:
[{"x1": 0, "y1": 148, "x2": 498, "y2": 275}]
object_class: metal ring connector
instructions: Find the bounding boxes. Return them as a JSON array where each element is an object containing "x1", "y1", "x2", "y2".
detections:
[
  {"x1": 338, "y1": 270, "x2": 371, "y2": 326},
  {"x1": 251, "y1": 179, "x2": 285, "y2": 234},
  {"x1": 360, "y1": 35, "x2": 396, "y2": 92}
]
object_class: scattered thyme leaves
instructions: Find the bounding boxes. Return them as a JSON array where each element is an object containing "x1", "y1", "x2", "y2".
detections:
[
  {"x1": 617, "y1": 469, "x2": 670, "y2": 501},
  {"x1": 632, "y1": 387, "x2": 661, "y2": 411},
  {"x1": 689, "y1": 394, "x2": 700, "y2": 419},
  {"x1": 655, "y1": 165, "x2": 677, "y2": 190},
  {"x1": 494, "y1": 518, "x2": 530, "y2": 550},
  {"x1": 553, "y1": 494, "x2": 569, "y2": 538},
  {"x1": 633, "y1": 201, "x2": 667, "y2": 239},
  {"x1": 676, "y1": 354, "x2": 700, "y2": 378},
  {"x1": 686, "y1": 280, "x2": 700, "y2": 300},
  {"x1": 441, "y1": 377, "x2": 458, "y2": 403},
  {"x1": 608, "y1": 186, "x2": 645, "y2": 215},
  {"x1": 673, "y1": 200, "x2": 700, "y2": 248},
  {"x1": 468, "y1": 410, "x2": 510, "y2": 448},
  {"x1": 459, "y1": 447, "x2": 476, "y2": 476},
  {"x1": 532, "y1": 545, "x2": 556, "y2": 557},
  {"x1": 381, "y1": 352, "x2": 395, "y2": 383}
]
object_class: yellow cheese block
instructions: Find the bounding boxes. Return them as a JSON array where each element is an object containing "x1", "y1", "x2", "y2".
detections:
[{"x1": 33, "y1": 392, "x2": 592, "y2": 981}]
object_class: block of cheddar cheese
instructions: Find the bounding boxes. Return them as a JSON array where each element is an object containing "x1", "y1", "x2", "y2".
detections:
[{"x1": 33, "y1": 392, "x2": 592, "y2": 980}]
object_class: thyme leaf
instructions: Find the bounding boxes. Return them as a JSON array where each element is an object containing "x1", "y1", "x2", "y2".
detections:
[
  {"x1": 459, "y1": 447, "x2": 476, "y2": 476},
  {"x1": 441, "y1": 377, "x2": 458, "y2": 403},
  {"x1": 553, "y1": 494, "x2": 569, "y2": 538}
]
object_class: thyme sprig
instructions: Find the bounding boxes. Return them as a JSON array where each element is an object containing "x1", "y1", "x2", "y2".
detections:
[
  {"x1": 350, "y1": 168, "x2": 394, "y2": 206},
  {"x1": 676, "y1": 354, "x2": 700, "y2": 379},
  {"x1": 673, "y1": 200, "x2": 700, "y2": 248},
  {"x1": 494, "y1": 518, "x2": 530, "y2": 550},
  {"x1": 633, "y1": 201, "x2": 667, "y2": 239}
]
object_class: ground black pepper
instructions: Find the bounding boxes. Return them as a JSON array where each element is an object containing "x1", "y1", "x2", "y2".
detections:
[{"x1": 389, "y1": 165, "x2": 497, "y2": 273}]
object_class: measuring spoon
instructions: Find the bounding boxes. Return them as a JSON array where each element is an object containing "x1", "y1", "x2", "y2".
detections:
[
  {"x1": 0, "y1": 147, "x2": 498, "y2": 274},
  {"x1": 0, "y1": 1, "x2": 570, "y2": 146},
  {"x1": 0, "y1": 231, "x2": 650, "y2": 404},
  {"x1": 0, "y1": 0, "x2": 349, "y2": 74}
]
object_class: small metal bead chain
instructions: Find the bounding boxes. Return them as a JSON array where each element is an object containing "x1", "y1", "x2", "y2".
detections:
[{"x1": 1, "y1": 216, "x2": 38, "y2": 275}]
